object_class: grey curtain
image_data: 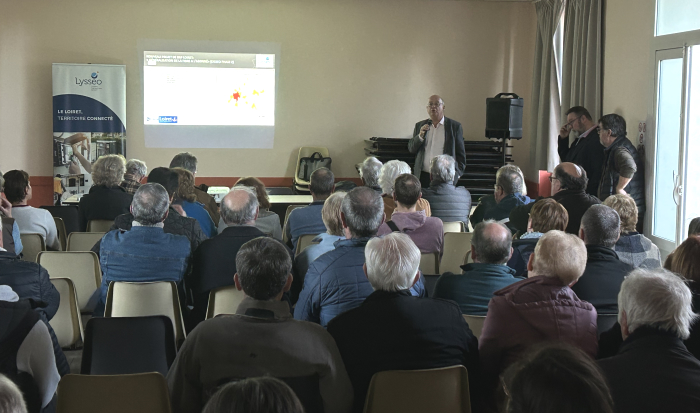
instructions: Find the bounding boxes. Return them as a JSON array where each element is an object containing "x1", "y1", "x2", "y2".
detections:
[
  {"x1": 528, "y1": 0, "x2": 565, "y2": 177},
  {"x1": 561, "y1": 0, "x2": 603, "y2": 127}
]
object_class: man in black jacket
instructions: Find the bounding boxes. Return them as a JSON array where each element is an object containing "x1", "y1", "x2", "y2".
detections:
[
  {"x1": 509, "y1": 162, "x2": 600, "y2": 235},
  {"x1": 558, "y1": 106, "x2": 605, "y2": 196},
  {"x1": 421, "y1": 154, "x2": 471, "y2": 226},
  {"x1": 327, "y1": 233, "x2": 479, "y2": 413},
  {"x1": 572, "y1": 205, "x2": 633, "y2": 314},
  {"x1": 598, "y1": 268, "x2": 700, "y2": 413}
]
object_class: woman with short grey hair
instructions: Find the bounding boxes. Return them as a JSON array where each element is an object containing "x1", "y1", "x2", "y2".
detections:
[
  {"x1": 378, "y1": 160, "x2": 431, "y2": 219},
  {"x1": 77, "y1": 154, "x2": 133, "y2": 231},
  {"x1": 120, "y1": 159, "x2": 148, "y2": 195}
]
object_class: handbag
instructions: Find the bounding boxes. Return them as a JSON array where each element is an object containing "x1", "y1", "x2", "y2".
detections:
[{"x1": 298, "y1": 152, "x2": 332, "y2": 181}]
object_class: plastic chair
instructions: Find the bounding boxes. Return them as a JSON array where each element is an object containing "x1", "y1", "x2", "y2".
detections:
[
  {"x1": 282, "y1": 204, "x2": 305, "y2": 244},
  {"x1": 54, "y1": 217, "x2": 67, "y2": 251},
  {"x1": 443, "y1": 221, "x2": 466, "y2": 233},
  {"x1": 81, "y1": 316, "x2": 176, "y2": 376},
  {"x1": 87, "y1": 219, "x2": 114, "y2": 232},
  {"x1": 295, "y1": 233, "x2": 319, "y2": 257},
  {"x1": 105, "y1": 281, "x2": 186, "y2": 344},
  {"x1": 440, "y1": 232, "x2": 474, "y2": 274},
  {"x1": 363, "y1": 365, "x2": 471, "y2": 413},
  {"x1": 38, "y1": 251, "x2": 101, "y2": 313},
  {"x1": 462, "y1": 315, "x2": 486, "y2": 340},
  {"x1": 49, "y1": 278, "x2": 84, "y2": 349},
  {"x1": 19, "y1": 233, "x2": 46, "y2": 262},
  {"x1": 419, "y1": 252, "x2": 440, "y2": 275},
  {"x1": 56, "y1": 372, "x2": 172, "y2": 413},
  {"x1": 293, "y1": 147, "x2": 330, "y2": 190},
  {"x1": 67, "y1": 232, "x2": 105, "y2": 252},
  {"x1": 206, "y1": 285, "x2": 247, "y2": 319},
  {"x1": 41, "y1": 205, "x2": 80, "y2": 236},
  {"x1": 597, "y1": 313, "x2": 619, "y2": 337}
]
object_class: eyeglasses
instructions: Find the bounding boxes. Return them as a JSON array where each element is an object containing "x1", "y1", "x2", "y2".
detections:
[
  {"x1": 564, "y1": 116, "x2": 582, "y2": 128},
  {"x1": 426, "y1": 103, "x2": 443, "y2": 108},
  {"x1": 596, "y1": 126, "x2": 608, "y2": 134},
  {"x1": 548, "y1": 175, "x2": 559, "y2": 183}
]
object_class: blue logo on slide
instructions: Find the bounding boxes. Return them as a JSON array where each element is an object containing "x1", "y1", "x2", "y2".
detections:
[
  {"x1": 158, "y1": 116, "x2": 178, "y2": 123},
  {"x1": 91, "y1": 72, "x2": 98, "y2": 79}
]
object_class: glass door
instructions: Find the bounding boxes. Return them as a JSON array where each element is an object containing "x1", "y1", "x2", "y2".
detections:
[{"x1": 681, "y1": 45, "x2": 700, "y2": 239}]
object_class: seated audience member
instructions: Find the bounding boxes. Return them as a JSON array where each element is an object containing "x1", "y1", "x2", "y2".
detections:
[
  {"x1": 327, "y1": 233, "x2": 479, "y2": 413},
  {"x1": 96, "y1": 183, "x2": 191, "y2": 314},
  {"x1": 510, "y1": 162, "x2": 600, "y2": 235},
  {"x1": 172, "y1": 167, "x2": 217, "y2": 238},
  {"x1": 295, "y1": 187, "x2": 425, "y2": 327},
  {"x1": 378, "y1": 160, "x2": 430, "y2": 219},
  {"x1": 479, "y1": 231, "x2": 597, "y2": 394},
  {"x1": 294, "y1": 192, "x2": 347, "y2": 296},
  {"x1": 0, "y1": 221, "x2": 68, "y2": 377},
  {"x1": 170, "y1": 152, "x2": 220, "y2": 223},
  {"x1": 119, "y1": 158, "x2": 147, "y2": 195},
  {"x1": 503, "y1": 344, "x2": 614, "y2": 413},
  {"x1": 358, "y1": 157, "x2": 383, "y2": 193},
  {"x1": 0, "y1": 373, "x2": 29, "y2": 413},
  {"x1": 689, "y1": 217, "x2": 700, "y2": 236},
  {"x1": 572, "y1": 205, "x2": 633, "y2": 313},
  {"x1": 471, "y1": 164, "x2": 529, "y2": 227},
  {"x1": 218, "y1": 177, "x2": 282, "y2": 240},
  {"x1": 507, "y1": 198, "x2": 568, "y2": 277},
  {"x1": 421, "y1": 154, "x2": 471, "y2": 226},
  {"x1": 377, "y1": 174, "x2": 444, "y2": 256},
  {"x1": 285, "y1": 167, "x2": 334, "y2": 250},
  {"x1": 433, "y1": 220, "x2": 520, "y2": 315},
  {"x1": 189, "y1": 186, "x2": 269, "y2": 324},
  {"x1": 78, "y1": 155, "x2": 133, "y2": 231},
  {"x1": 0, "y1": 287, "x2": 60, "y2": 413},
  {"x1": 167, "y1": 237, "x2": 353, "y2": 413},
  {"x1": 3, "y1": 170, "x2": 60, "y2": 250},
  {"x1": 597, "y1": 268, "x2": 700, "y2": 413},
  {"x1": 202, "y1": 377, "x2": 305, "y2": 413},
  {"x1": 0, "y1": 196, "x2": 22, "y2": 255},
  {"x1": 603, "y1": 194, "x2": 661, "y2": 268}
]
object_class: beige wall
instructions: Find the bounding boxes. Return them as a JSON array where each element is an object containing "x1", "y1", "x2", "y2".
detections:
[
  {"x1": 603, "y1": 0, "x2": 656, "y2": 145},
  {"x1": 0, "y1": 0, "x2": 536, "y2": 179}
]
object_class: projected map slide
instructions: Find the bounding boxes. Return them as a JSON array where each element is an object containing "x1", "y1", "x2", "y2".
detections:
[{"x1": 144, "y1": 52, "x2": 275, "y2": 126}]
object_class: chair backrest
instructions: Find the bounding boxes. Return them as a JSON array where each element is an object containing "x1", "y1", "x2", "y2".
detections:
[
  {"x1": 81, "y1": 316, "x2": 176, "y2": 376},
  {"x1": 19, "y1": 233, "x2": 46, "y2": 262},
  {"x1": 67, "y1": 232, "x2": 105, "y2": 252},
  {"x1": 86, "y1": 219, "x2": 114, "y2": 232},
  {"x1": 105, "y1": 281, "x2": 186, "y2": 344},
  {"x1": 443, "y1": 221, "x2": 466, "y2": 233},
  {"x1": 38, "y1": 251, "x2": 101, "y2": 312},
  {"x1": 54, "y1": 217, "x2": 67, "y2": 251},
  {"x1": 440, "y1": 232, "x2": 474, "y2": 274},
  {"x1": 363, "y1": 366, "x2": 471, "y2": 413},
  {"x1": 206, "y1": 285, "x2": 247, "y2": 319},
  {"x1": 282, "y1": 204, "x2": 305, "y2": 244},
  {"x1": 294, "y1": 146, "x2": 330, "y2": 184},
  {"x1": 56, "y1": 373, "x2": 171, "y2": 413},
  {"x1": 419, "y1": 252, "x2": 440, "y2": 275},
  {"x1": 295, "y1": 233, "x2": 319, "y2": 257},
  {"x1": 266, "y1": 187, "x2": 294, "y2": 195},
  {"x1": 462, "y1": 315, "x2": 486, "y2": 340},
  {"x1": 49, "y1": 278, "x2": 84, "y2": 348},
  {"x1": 41, "y1": 205, "x2": 80, "y2": 236},
  {"x1": 597, "y1": 313, "x2": 619, "y2": 337}
]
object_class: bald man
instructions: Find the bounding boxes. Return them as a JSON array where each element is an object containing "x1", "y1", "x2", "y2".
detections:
[
  {"x1": 408, "y1": 95, "x2": 466, "y2": 187},
  {"x1": 509, "y1": 162, "x2": 601, "y2": 235}
]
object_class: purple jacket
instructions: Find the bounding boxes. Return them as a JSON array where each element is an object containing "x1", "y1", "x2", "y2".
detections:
[
  {"x1": 479, "y1": 275, "x2": 598, "y2": 387},
  {"x1": 377, "y1": 211, "x2": 444, "y2": 256}
]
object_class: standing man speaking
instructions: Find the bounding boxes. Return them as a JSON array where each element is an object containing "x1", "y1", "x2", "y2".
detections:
[{"x1": 408, "y1": 95, "x2": 466, "y2": 188}]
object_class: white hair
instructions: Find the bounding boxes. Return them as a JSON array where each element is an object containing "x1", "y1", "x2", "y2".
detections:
[
  {"x1": 530, "y1": 230, "x2": 587, "y2": 285},
  {"x1": 125, "y1": 159, "x2": 148, "y2": 177},
  {"x1": 360, "y1": 157, "x2": 383, "y2": 189},
  {"x1": 430, "y1": 154, "x2": 456, "y2": 184},
  {"x1": 378, "y1": 160, "x2": 411, "y2": 195},
  {"x1": 618, "y1": 268, "x2": 698, "y2": 340},
  {"x1": 365, "y1": 232, "x2": 420, "y2": 292}
]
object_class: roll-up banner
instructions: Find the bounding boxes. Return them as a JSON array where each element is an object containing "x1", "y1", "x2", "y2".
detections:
[{"x1": 52, "y1": 63, "x2": 126, "y2": 204}]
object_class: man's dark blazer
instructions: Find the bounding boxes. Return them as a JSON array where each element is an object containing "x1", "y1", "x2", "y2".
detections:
[
  {"x1": 558, "y1": 129, "x2": 605, "y2": 196},
  {"x1": 509, "y1": 189, "x2": 601, "y2": 235},
  {"x1": 408, "y1": 117, "x2": 466, "y2": 184}
]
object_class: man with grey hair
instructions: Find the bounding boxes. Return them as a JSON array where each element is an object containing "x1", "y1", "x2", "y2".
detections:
[
  {"x1": 96, "y1": 183, "x2": 191, "y2": 315},
  {"x1": 170, "y1": 152, "x2": 220, "y2": 223},
  {"x1": 421, "y1": 154, "x2": 472, "y2": 225},
  {"x1": 572, "y1": 204, "x2": 633, "y2": 314},
  {"x1": 328, "y1": 233, "x2": 478, "y2": 412},
  {"x1": 285, "y1": 167, "x2": 335, "y2": 250},
  {"x1": 480, "y1": 230, "x2": 598, "y2": 396},
  {"x1": 295, "y1": 187, "x2": 426, "y2": 327},
  {"x1": 189, "y1": 186, "x2": 276, "y2": 325},
  {"x1": 119, "y1": 159, "x2": 148, "y2": 194},
  {"x1": 598, "y1": 268, "x2": 700, "y2": 412},
  {"x1": 433, "y1": 220, "x2": 521, "y2": 315},
  {"x1": 470, "y1": 164, "x2": 533, "y2": 227},
  {"x1": 358, "y1": 157, "x2": 382, "y2": 193}
]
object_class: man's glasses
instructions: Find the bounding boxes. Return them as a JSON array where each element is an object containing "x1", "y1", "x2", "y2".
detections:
[
  {"x1": 548, "y1": 175, "x2": 559, "y2": 183},
  {"x1": 564, "y1": 116, "x2": 582, "y2": 128},
  {"x1": 426, "y1": 103, "x2": 443, "y2": 108}
]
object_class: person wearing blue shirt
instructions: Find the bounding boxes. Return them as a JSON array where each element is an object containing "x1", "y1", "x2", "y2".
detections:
[{"x1": 285, "y1": 167, "x2": 334, "y2": 250}]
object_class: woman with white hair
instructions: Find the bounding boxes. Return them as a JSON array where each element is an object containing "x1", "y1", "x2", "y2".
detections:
[
  {"x1": 78, "y1": 154, "x2": 133, "y2": 231},
  {"x1": 378, "y1": 160, "x2": 431, "y2": 219},
  {"x1": 119, "y1": 159, "x2": 148, "y2": 195}
]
